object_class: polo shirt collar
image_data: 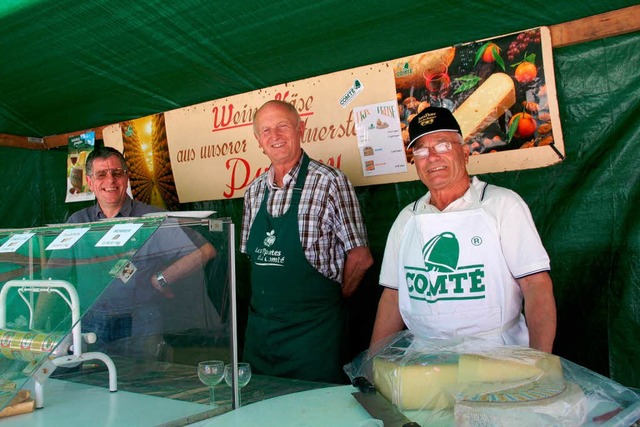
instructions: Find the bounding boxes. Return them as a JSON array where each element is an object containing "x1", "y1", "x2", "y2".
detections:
[
  {"x1": 419, "y1": 176, "x2": 482, "y2": 212},
  {"x1": 94, "y1": 196, "x2": 133, "y2": 220},
  {"x1": 266, "y1": 151, "x2": 304, "y2": 189}
]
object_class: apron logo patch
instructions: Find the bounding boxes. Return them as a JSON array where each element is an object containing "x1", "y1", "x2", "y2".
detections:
[
  {"x1": 405, "y1": 231, "x2": 486, "y2": 303},
  {"x1": 253, "y1": 246, "x2": 286, "y2": 267},
  {"x1": 254, "y1": 230, "x2": 285, "y2": 266},
  {"x1": 423, "y1": 232, "x2": 459, "y2": 272},
  {"x1": 263, "y1": 229, "x2": 276, "y2": 247}
]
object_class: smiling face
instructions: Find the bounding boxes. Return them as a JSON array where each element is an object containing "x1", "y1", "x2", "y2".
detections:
[
  {"x1": 86, "y1": 155, "x2": 129, "y2": 214},
  {"x1": 253, "y1": 101, "x2": 304, "y2": 171},
  {"x1": 413, "y1": 131, "x2": 469, "y2": 193}
]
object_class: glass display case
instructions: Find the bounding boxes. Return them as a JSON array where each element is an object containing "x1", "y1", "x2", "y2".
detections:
[{"x1": 0, "y1": 215, "x2": 239, "y2": 424}]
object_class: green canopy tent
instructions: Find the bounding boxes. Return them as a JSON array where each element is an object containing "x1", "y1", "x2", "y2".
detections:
[{"x1": 0, "y1": 0, "x2": 638, "y2": 388}]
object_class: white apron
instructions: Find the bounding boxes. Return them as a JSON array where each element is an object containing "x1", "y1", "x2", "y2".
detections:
[{"x1": 397, "y1": 206, "x2": 529, "y2": 346}]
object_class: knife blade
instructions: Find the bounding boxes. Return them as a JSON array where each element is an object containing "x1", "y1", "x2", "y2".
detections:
[{"x1": 351, "y1": 376, "x2": 421, "y2": 427}]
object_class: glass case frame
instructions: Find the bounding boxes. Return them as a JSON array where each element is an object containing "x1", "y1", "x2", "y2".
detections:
[{"x1": 0, "y1": 215, "x2": 238, "y2": 423}]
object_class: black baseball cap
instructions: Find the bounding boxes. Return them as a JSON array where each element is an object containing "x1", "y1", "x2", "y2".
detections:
[{"x1": 408, "y1": 106, "x2": 462, "y2": 148}]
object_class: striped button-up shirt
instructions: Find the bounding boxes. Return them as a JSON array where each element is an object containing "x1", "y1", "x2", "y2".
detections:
[{"x1": 240, "y1": 153, "x2": 369, "y2": 283}]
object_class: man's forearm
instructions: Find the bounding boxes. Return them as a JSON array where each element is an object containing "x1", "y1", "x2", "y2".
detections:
[
  {"x1": 162, "y1": 242, "x2": 216, "y2": 284},
  {"x1": 341, "y1": 246, "x2": 373, "y2": 297},
  {"x1": 151, "y1": 242, "x2": 217, "y2": 297},
  {"x1": 525, "y1": 293, "x2": 557, "y2": 352},
  {"x1": 370, "y1": 288, "x2": 404, "y2": 351},
  {"x1": 519, "y1": 272, "x2": 557, "y2": 353}
]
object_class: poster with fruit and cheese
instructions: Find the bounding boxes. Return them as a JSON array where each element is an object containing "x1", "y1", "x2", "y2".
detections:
[
  {"x1": 395, "y1": 27, "x2": 564, "y2": 174},
  {"x1": 103, "y1": 26, "x2": 562, "y2": 203}
]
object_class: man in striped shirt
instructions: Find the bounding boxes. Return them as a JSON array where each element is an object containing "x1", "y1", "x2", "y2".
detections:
[{"x1": 240, "y1": 100, "x2": 373, "y2": 383}]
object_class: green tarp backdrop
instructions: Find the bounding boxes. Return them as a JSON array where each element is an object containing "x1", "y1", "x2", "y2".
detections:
[{"x1": 0, "y1": 5, "x2": 637, "y2": 388}]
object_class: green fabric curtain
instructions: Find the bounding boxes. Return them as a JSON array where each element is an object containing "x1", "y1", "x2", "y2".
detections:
[{"x1": 0, "y1": 31, "x2": 637, "y2": 388}]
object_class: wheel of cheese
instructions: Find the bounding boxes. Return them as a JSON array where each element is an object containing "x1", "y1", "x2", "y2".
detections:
[
  {"x1": 462, "y1": 378, "x2": 567, "y2": 402},
  {"x1": 373, "y1": 354, "x2": 459, "y2": 411},
  {"x1": 457, "y1": 351, "x2": 563, "y2": 383},
  {"x1": 454, "y1": 380, "x2": 587, "y2": 426},
  {"x1": 372, "y1": 348, "x2": 563, "y2": 411}
]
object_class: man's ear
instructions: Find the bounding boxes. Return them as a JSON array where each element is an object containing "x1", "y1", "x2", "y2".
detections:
[
  {"x1": 85, "y1": 174, "x2": 97, "y2": 192},
  {"x1": 462, "y1": 143, "x2": 470, "y2": 162}
]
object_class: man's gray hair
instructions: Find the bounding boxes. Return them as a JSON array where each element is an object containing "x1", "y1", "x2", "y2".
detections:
[
  {"x1": 252, "y1": 100, "x2": 301, "y2": 134},
  {"x1": 85, "y1": 147, "x2": 126, "y2": 176}
]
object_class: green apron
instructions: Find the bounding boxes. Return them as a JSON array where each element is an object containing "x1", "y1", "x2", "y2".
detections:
[{"x1": 243, "y1": 154, "x2": 346, "y2": 383}]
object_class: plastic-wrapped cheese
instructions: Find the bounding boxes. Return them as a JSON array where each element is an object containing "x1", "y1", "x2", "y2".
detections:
[
  {"x1": 372, "y1": 348, "x2": 563, "y2": 411},
  {"x1": 458, "y1": 349, "x2": 563, "y2": 383},
  {"x1": 454, "y1": 380, "x2": 587, "y2": 426},
  {"x1": 373, "y1": 354, "x2": 459, "y2": 411}
]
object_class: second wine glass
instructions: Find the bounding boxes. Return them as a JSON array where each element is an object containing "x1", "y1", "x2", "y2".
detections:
[
  {"x1": 224, "y1": 362, "x2": 252, "y2": 406},
  {"x1": 198, "y1": 360, "x2": 225, "y2": 406}
]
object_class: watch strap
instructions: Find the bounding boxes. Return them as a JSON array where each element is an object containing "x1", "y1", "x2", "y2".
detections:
[{"x1": 156, "y1": 271, "x2": 168, "y2": 288}]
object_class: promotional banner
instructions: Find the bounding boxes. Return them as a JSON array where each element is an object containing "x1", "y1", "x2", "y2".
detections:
[
  {"x1": 104, "y1": 27, "x2": 563, "y2": 203},
  {"x1": 65, "y1": 131, "x2": 95, "y2": 203},
  {"x1": 394, "y1": 27, "x2": 564, "y2": 173}
]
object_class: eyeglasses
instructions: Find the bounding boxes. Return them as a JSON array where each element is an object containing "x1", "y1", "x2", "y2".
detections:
[
  {"x1": 90, "y1": 168, "x2": 127, "y2": 180},
  {"x1": 412, "y1": 142, "x2": 453, "y2": 158}
]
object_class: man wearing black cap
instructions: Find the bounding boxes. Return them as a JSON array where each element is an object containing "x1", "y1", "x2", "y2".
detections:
[{"x1": 370, "y1": 106, "x2": 556, "y2": 353}]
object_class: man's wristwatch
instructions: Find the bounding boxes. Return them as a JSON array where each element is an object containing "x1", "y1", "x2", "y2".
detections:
[{"x1": 155, "y1": 271, "x2": 169, "y2": 288}]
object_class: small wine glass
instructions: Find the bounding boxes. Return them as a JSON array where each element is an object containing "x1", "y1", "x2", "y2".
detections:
[
  {"x1": 224, "y1": 362, "x2": 252, "y2": 406},
  {"x1": 198, "y1": 360, "x2": 225, "y2": 406},
  {"x1": 423, "y1": 63, "x2": 453, "y2": 109}
]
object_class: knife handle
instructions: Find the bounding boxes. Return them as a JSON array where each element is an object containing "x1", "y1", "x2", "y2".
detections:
[{"x1": 352, "y1": 376, "x2": 376, "y2": 393}]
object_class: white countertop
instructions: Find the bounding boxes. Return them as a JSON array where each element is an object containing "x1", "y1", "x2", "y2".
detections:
[
  {"x1": 189, "y1": 385, "x2": 380, "y2": 427},
  {"x1": 1, "y1": 379, "x2": 213, "y2": 427}
]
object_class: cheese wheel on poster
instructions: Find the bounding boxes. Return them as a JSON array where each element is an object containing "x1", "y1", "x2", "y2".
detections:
[{"x1": 453, "y1": 72, "x2": 516, "y2": 141}]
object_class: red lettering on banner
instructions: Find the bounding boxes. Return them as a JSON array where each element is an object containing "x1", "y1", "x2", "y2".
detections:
[
  {"x1": 212, "y1": 98, "x2": 314, "y2": 133},
  {"x1": 200, "y1": 140, "x2": 247, "y2": 158},
  {"x1": 233, "y1": 106, "x2": 256, "y2": 126},
  {"x1": 176, "y1": 149, "x2": 196, "y2": 162},
  {"x1": 318, "y1": 154, "x2": 342, "y2": 169},
  {"x1": 212, "y1": 103, "x2": 259, "y2": 131},
  {"x1": 274, "y1": 91, "x2": 290, "y2": 102},
  {"x1": 222, "y1": 153, "x2": 343, "y2": 199},
  {"x1": 274, "y1": 92, "x2": 314, "y2": 114},
  {"x1": 212, "y1": 104, "x2": 234, "y2": 129},
  {"x1": 302, "y1": 111, "x2": 355, "y2": 143},
  {"x1": 223, "y1": 158, "x2": 267, "y2": 199}
]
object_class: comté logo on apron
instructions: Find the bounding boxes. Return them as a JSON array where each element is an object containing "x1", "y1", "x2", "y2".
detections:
[
  {"x1": 253, "y1": 229, "x2": 286, "y2": 267},
  {"x1": 404, "y1": 232, "x2": 487, "y2": 303},
  {"x1": 263, "y1": 229, "x2": 276, "y2": 247}
]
